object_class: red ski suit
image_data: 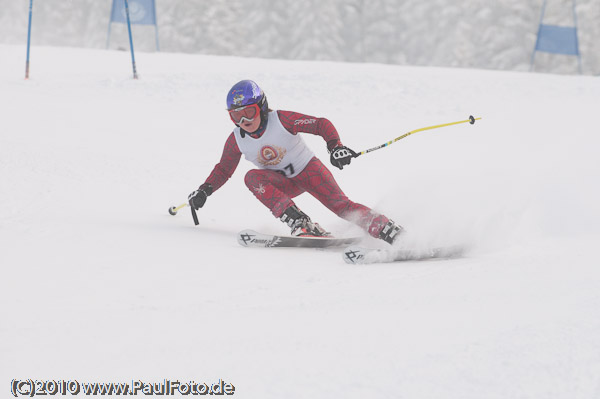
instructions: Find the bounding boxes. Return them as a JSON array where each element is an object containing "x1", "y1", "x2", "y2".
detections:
[{"x1": 203, "y1": 110, "x2": 390, "y2": 237}]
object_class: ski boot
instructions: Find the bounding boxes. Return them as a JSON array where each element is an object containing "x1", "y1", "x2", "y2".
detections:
[
  {"x1": 379, "y1": 220, "x2": 404, "y2": 244},
  {"x1": 280, "y1": 205, "x2": 329, "y2": 237}
]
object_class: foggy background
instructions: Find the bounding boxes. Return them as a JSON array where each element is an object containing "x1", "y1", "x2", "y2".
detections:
[{"x1": 1, "y1": 0, "x2": 599, "y2": 75}]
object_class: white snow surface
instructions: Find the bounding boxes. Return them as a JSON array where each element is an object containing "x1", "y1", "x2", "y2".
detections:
[{"x1": 1, "y1": 44, "x2": 600, "y2": 398}]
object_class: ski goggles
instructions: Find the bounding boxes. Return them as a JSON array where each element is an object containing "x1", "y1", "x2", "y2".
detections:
[{"x1": 228, "y1": 104, "x2": 260, "y2": 124}]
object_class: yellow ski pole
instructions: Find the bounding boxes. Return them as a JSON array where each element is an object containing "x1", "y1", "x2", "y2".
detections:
[
  {"x1": 168, "y1": 202, "x2": 188, "y2": 216},
  {"x1": 169, "y1": 202, "x2": 199, "y2": 225},
  {"x1": 354, "y1": 115, "x2": 481, "y2": 157}
]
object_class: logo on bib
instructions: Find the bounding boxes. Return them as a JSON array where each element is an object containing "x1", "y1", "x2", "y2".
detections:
[{"x1": 258, "y1": 145, "x2": 286, "y2": 166}]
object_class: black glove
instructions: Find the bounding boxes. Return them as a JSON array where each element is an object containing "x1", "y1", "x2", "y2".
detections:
[
  {"x1": 188, "y1": 183, "x2": 212, "y2": 210},
  {"x1": 330, "y1": 146, "x2": 357, "y2": 170}
]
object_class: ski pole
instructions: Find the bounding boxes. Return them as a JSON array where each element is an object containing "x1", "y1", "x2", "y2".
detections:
[
  {"x1": 190, "y1": 205, "x2": 199, "y2": 225},
  {"x1": 354, "y1": 115, "x2": 481, "y2": 158},
  {"x1": 168, "y1": 202, "x2": 199, "y2": 225},
  {"x1": 168, "y1": 203, "x2": 188, "y2": 215}
]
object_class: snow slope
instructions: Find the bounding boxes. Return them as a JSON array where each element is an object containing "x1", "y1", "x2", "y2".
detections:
[{"x1": 1, "y1": 44, "x2": 600, "y2": 398}]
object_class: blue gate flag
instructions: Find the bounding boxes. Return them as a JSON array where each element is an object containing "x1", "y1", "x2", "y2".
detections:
[
  {"x1": 107, "y1": 0, "x2": 159, "y2": 51},
  {"x1": 110, "y1": 0, "x2": 156, "y2": 26},
  {"x1": 530, "y1": 0, "x2": 581, "y2": 74},
  {"x1": 534, "y1": 24, "x2": 579, "y2": 55}
]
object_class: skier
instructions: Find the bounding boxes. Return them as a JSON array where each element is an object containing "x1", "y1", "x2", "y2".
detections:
[{"x1": 188, "y1": 80, "x2": 403, "y2": 244}]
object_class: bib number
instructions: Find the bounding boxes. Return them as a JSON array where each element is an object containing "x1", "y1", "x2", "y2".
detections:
[{"x1": 277, "y1": 163, "x2": 295, "y2": 177}]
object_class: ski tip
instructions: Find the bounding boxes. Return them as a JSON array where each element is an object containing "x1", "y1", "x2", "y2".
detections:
[
  {"x1": 237, "y1": 230, "x2": 259, "y2": 247},
  {"x1": 343, "y1": 244, "x2": 468, "y2": 264},
  {"x1": 343, "y1": 246, "x2": 368, "y2": 264}
]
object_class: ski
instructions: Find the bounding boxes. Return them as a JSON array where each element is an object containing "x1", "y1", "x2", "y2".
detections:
[
  {"x1": 237, "y1": 229, "x2": 361, "y2": 249},
  {"x1": 343, "y1": 245, "x2": 465, "y2": 264}
]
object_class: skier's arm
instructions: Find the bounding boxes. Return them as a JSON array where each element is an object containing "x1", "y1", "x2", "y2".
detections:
[
  {"x1": 277, "y1": 110, "x2": 356, "y2": 170},
  {"x1": 189, "y1": 133, "x2": 242, "y2": 209},
  {"x1": 204, "y1": 132, "x2": 242, "y2": 192},
  {"x1": 277, "y1": 110, "x2": 342, "y2": 151}
]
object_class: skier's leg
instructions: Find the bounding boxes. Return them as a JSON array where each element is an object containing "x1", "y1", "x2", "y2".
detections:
[
  {"x1": 244, "y1": 168, "x2": 329, "y2": 237},
  {"x1": 293, "y1": 157, "x2": 403, "y2": 243},
  {"x1": 244, "y1": 169, "x2": 303, "y2": 218}
]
